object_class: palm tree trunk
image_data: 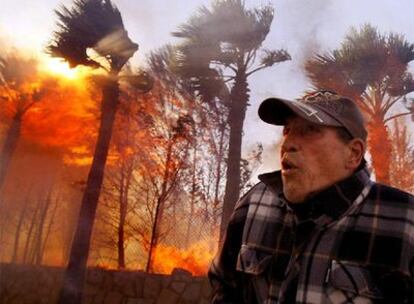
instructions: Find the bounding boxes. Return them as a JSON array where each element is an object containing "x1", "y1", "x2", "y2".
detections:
[
  {"x1": 220, "y1": 71, "x2": 249, "y2": 242},
  {"x1": 211, "y1": 122, "x2": 226, "y2": 248},
  {"x1": 367, "y1": 119, "x2": 391, "y2": 184},
  {"x1": 58, "y1": 78, "x2": 120, "y2": 304},
  {"x1": 213, "y1": 123, "x2": 226, "y2": 204},
  {"x1": 0, "y1": 111, "x2": 23, "y2": 193}
]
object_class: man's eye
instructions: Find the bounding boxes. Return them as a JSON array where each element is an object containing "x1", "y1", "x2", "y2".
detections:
[
  {"x1": 303, "y1": 124, "x2": 321, "y2": 135},
  {"x1": 283, "y1": 127, "x2": 290, "y2": 135}
]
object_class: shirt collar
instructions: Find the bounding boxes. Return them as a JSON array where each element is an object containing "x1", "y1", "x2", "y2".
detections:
[{"x1": 258, "y1": 166, "x2": 371, "y2": 220}]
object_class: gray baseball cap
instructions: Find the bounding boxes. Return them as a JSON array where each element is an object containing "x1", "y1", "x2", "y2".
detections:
[{"x1": 258, "y1": 90, "x2": 367, "y2": 141}]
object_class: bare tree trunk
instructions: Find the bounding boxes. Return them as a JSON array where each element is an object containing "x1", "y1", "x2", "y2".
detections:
[
  {"x1": 146, "y1": 195, "x2": 164, "y2": 273},
  {"x1": 12, "y1": 189, "x2": 32, "y2": 263},
  {"x1": 367, "y1": 118, "x2": 391, "y2": 184},
  {"x1": 58, "y1": 78, "x2": 120, "y2": 304},
  {"x1": 34, "y1": 189, "x2": 53, "y2": 265},
  {"x1": 0, "y1": 112, "x2": 23, "y2": 193},
  {"x1": 40, "y1": 195, "x2": 59, "y2": 264},
  {"x1": 389, "y1": 119, "x2": 414, "y2": 192},
  {"x1": 117, "y1": 167, "x2": 126, "y2": 269},
  {"x1": 12, "y1": 205, "x2": 26, "y2": 263},
  {"x1": 220, "y1": 71, "x2": 248, "y2": 242},
  {"x1": 23, "y1": 199, "x2": 41, "y2": 263},
  {"x1": 146, "y1": 140, "x2": 172, "y2": 273},
  {"x1": 117, "y1": 163, "x2": 131, "y2": 269},
  {"x1": 61, "y1": 193, "x2": 81, "y2": 267},
  {"x1": 185, "y1": 147, "x2": 197, "y2": 247}
]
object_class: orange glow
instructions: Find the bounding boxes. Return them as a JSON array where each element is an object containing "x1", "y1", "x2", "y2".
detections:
[
  {"x1": 0, "y1": 58, "x2": 101, "y2": 165},
  {"x1": 94, "y1": 261, "x2": 118, "y2": 270},
  {"x1": 41, "y1": 57, "x2": 90, "y2": 80},
  {"x1": 21, "y1": 78, "x2": 99, "y2": 155},
  {"x1": 152, "y1": 240, "x2": 216, "y2": 275}
]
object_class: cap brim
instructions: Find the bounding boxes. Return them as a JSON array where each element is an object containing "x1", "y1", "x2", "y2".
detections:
[{"x1": 258, "y1": 97, "x2": 342, "y2": 127}]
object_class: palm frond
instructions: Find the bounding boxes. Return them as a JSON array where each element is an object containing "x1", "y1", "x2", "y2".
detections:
[
  {"x1": 171, "y1": 0, "x2": 285, "y2": 102},
  {"x1": 260, "y1": 49, "x2": 291, "y2": 67},
  {"x1": 306, "y1": 23, "x2": 414, "y2": 99},
  {"x1": 172, "y1": 0, "x2": 274, "y2": 54},
  {"x1": 48, "y1": 0, "x2": 137, "y2": 70}
]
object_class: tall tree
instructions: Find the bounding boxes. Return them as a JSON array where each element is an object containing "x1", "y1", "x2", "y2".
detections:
[
  {"x1": 389, "y1": 119, "x2": 414, "y2": 193},
  {"x1": 93, "y1": 93, "x2": 154, "y2": 270},
  {"x1": 0, "y1": 55, "x2": 48, "y2": 193},
  {"x1": 306, "y1": 24, "x2": 414, "y2": 184},
  {"x1": 47, "y1": 0, "x2": 151, "y2": 302},
  {"x1": 172, "y1": 0, "x2": 290, "y2": 239}
]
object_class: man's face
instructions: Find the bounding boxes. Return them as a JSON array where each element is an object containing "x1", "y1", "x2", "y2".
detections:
[{"x1": 280, "y1": 115, "x2": 350, "y2": 203}]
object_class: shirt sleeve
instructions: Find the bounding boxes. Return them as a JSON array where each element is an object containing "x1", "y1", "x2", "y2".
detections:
[{"x1": 208, "y1": 194, "x2": 252, "y2": 303}]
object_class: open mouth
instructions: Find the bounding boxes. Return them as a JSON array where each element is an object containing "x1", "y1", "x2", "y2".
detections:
[{"x1": 281, "y1": 158, "x2": 298, "y2": 173}]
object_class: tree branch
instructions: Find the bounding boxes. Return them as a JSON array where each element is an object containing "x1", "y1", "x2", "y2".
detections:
[
  {"x1": 384, "y1": 111, "x2": 412, "y2": 123},
  {"x1": 361, "y1": 90, "x2": 376, "y2": 110},
  {"x1": 383, "y1": 96, "x2": 403, "y2": 114},
  {"x1": 246, "y1": 64, "x2": 267, "y2": 77},
  {"x1": 356, "y1": 100, "x2": 375, "y2": 117}
]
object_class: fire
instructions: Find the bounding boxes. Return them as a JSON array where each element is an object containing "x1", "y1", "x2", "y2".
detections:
[
  {"x1": 152, "y1": 240, "x2": 217, "y2": 276},
  {"x1": 21, "y1": 76, "x2": 99, "y2": 156},
  {"x1": 0, "y1": 53, "x2": 100, "y2": 160},
  {"x1": 41, "y1": 57, "x2": 89, "y2": 80}
]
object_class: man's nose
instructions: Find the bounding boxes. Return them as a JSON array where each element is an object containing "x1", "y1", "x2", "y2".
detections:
[{"x1": 281, "y1": 133, "x2": 298, "y2": 154}]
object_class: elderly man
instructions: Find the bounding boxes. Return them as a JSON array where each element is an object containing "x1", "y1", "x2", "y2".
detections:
[{"x1": 209, "y1": 90, "x2": 414, "y2": 303}]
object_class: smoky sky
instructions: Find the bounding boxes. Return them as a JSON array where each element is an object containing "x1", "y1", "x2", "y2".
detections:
[{"x1": 1, "y1": 0, "x2": 414, "y2": 176}]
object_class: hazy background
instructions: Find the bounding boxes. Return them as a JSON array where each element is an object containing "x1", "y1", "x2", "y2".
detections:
[{"x1": 2, "y1": 0, "x2": 414, "y2": 177}]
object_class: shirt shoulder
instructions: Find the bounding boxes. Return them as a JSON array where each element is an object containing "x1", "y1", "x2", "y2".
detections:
[
  {"x1": 368, "y1": 182, "x2": 414, "y2": 208},
  {"x1": 234, "y1": 181, "x2": 268, "y2": 210}
]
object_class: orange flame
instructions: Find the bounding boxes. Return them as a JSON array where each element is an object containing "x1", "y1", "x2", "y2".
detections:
[
  {"x1": 152, "y1": 240, "x2": 216, "y2": 276},
  {"x1": 1, "y1": 63, "x2": 101, "y2": 165}
]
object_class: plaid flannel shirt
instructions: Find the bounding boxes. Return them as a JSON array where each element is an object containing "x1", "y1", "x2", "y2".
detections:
[{"x1": 209, "y1": 167, "x2": 414, "y2": 303}]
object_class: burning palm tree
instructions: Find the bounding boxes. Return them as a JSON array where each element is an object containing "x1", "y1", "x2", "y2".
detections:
[
  {"x1": 48, "y1": 0, "x2": 151, "y2": 302},
  {"x1": 306, "y1": 24, "x2": 414, "y2": 184}
]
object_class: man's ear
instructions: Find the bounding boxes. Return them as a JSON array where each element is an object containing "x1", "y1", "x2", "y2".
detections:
[{"x1": 346, "y1": 138, "x2": 365, "y2": 170}]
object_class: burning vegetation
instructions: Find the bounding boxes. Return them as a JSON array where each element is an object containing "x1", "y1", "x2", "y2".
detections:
[{"x1": 0, "y1": 48, "x2": 221, "y2": 277}]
